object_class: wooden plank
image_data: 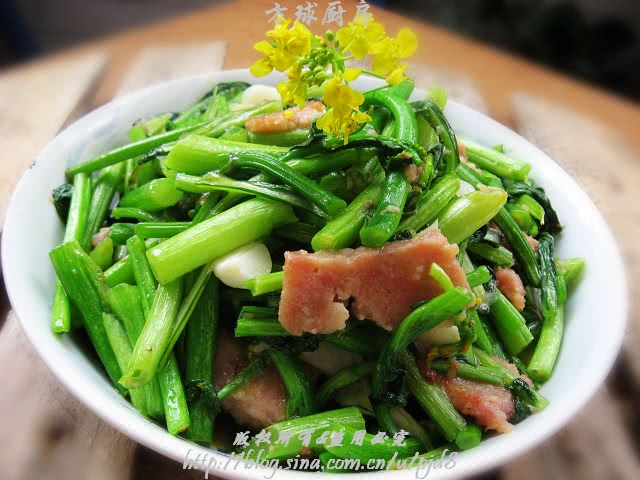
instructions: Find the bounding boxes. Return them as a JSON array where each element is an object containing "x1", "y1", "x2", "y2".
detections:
[
  {"x1": 0, "y1": 314, "x2": 135, "y2": 480},
  {"x1": 0, "y1": 53, "x2": 109, "y2": 227},
  {"x1": 116, "y1": 41, "x2": 227, "y2": 96},
  {"x1": 408, "y1": 63, "x2": 488, "y2": 114},
  {"x1": 347, "y1": 58, "x2": 487, "y2": 113}
]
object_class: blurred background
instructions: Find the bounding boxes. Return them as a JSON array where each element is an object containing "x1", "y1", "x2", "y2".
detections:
[{"x1": 1, "y1": 0, "x2": 639, "y2": 99}]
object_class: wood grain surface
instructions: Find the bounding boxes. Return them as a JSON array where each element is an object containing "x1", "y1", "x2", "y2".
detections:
[
  {"x1": 0, "y1": 53, "x2": 108, "y2": 226},
  {"x1": 0, "y1": 1, "x2": 639, "y2": 478}
]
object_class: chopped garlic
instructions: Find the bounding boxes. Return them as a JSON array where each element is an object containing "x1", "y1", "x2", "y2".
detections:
[
  {"x1": 212, "y1": 241, "x2": 272, "y2": 289},
  {"x1": 241, "y1": 85, "x2": 281, "y2": 108},
  {"x1": 416, "y1": 318, "x2": 460, "y2": 347}
]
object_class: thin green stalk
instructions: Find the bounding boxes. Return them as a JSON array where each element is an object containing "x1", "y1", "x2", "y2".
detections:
[
  {"x1": 126, "y1": 235, "x2": 157, "y2": 315},
  {"x1": 175, "y1": 172, "x2": 317, "y2": 214},
  {"x1": 81, "y1": 162, "x2": 125, "y2": 250},
  {"x1": 415, "y1": 101, "x2": 460, "y2": 173},
  {"x1": 89, "y1": 237, "x2": 114, "y2": 270},
  {"x1": 466, "y1": 266, "x2": 491, "y2": 288},
  {"x1": 122, "y1": 236, "x2": 191, "y2": 432},
  {"x1": 106, "y1": 284, "x2": 164, "y2": 418},
  {"x1": 311, "y1": 180, "x2": 384, "y2": 251},
  {"x1": 120, "y1": 178, "x2": 184, "y2": 212},
  {"x1": 163, "y1": 134, "x2": 287, "y2": 176},
  {"x1": 404, "y1": 356, "x2": 467, "y2": 442},
  {"x1": 457, "y1": 163, "x2": 540, "y2": 286},
  {"x1": 49, "y1": 240, "x2": 124, "y2": 393},
  {"x1": 102, "y1": 313, "x2": 148, "y2": 414},
  {"x1": 437, "y1": 188, "x2": 507, "y2": 244},
  {"x1": 494, "y1": 208, "x2": 541, "y2": 286},
  {"x1": 234, "y1": 317, "x2": 289, "y2": 337},
  {"x1": 372, "y1": 288, "x2": 475, "y2": 399},
  {"x1": 52, "y1": 173, "x2": 92, "y2": 332},
  {"x1": 397, "y1": 173, "x2": 460, "y2": 235},
  {"x1": 158, "y1": 356, "x2": 191, "y2": 435},
  {"x1": 134, "y1": 222, "x2": 190, "y2": 239},
  {"x1": 468, "y1": 242, "x2": 514, "y2": 267},
  {"x1": 528, "y1": 304, "x2": 564, "y2": 383},
  {"x1": 489, "y1": 290, "x2": 534, "y2": 355},
  {"x1": 109, "y1": 223, "x2": 136, "y2": 246},
  {"x1": 317, "y1": 362, "x2": 375, "y2": 407},
  {"x1": 538, "y1": 233, "x2": 559, "y2": 321},
  {"x1": 244, "y1": 271, "x2": 284, "y2": 296},
  {"x1": 364, "y1": 89, "x2": 418, "y2": 143},
  {"x1": 268, "y1": 349, "x2": 316, "y2": 418},
  {"x1": 111, "y1": 207, "x2": 158, "y2": 222},
  {"x1": 472, "y1": 310, "x2": 493, "y2": 354},
  {"x1": 120, "y1": 278, "x2": 184, "y2": 388},
  {"x1": 147, "y1": 198, "x2": 297, "y2": 284},
  {"x1": 461, "y1": 138, "x2": 531, "y2": 181},
  {"x1": 104, "y1": 256, "x2": 135, "y2": 287},
  {"x1": 66, "y1": 120, "x2": 212, "y2": 176},
  {"x1": 360, "y1": 170, "x2": 410, "y2": 248},
  {"x1": 480, "y1": 314, "x2": 507, "y2": 360},
  {"x1": 248, "y1": 128, "x2": 310, "y2": 147},
  {"x1": 191, "y1": 192, "x2": 222, "y2": 224},
  {"x1": 455, "y1": 424, "x2": 482, "y2": 451},
  {"x1": 459, "y1": 251, "x2": 486, "y2": 303},
  {"x1": 429, "y1": 359, "x2": 504, "y2": 385},
  {"x1": 280, "y1": 148, "x2": 367, "y2": 179},
  {"x1": 245, "y1": 407, "x2": 366, "y2": 460},
  {"x1": 217, "y1": 356, "x2": 267, "y2": 400},
  {"x1": 231, "y1": 152, "x2": 347, "y2": 216},
  {"x1": 184, "y1": 276, "x2": 220, "y2": 443},
  {"x1": 160, "y1": 265, "x2": 214, "y2": 369}
]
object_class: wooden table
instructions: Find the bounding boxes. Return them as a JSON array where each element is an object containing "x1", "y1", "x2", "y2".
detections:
[{"x1": 1, "y1": 1, "x2": 639, "y2": 479}]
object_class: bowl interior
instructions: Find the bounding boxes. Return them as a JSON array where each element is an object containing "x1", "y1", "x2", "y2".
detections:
[{"x1": 2, "y1": 70, "x2": 627, "y2": 480}]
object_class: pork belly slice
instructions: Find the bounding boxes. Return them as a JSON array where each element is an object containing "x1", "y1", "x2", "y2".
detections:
[
  {"x1": 419, "y1": 360, "x2": 517, "y2": 433},
  {"x1": 496, "y1": 267, "x2": 526, "y2": 311},
  {"x1": 279, "y1": 229, "x2": 470, "y2": 335},
  {"x1": 213, "y1": 331, "x2": 287, "y2": 430},
  {"x1": 441, "y1": 376, "x2": 515, "y2": 433},
  {"x1": 245, "y1": 101, "x2": 325, "y2": 133}
]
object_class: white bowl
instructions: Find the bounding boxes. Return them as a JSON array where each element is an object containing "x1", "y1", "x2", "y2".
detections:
[{"x1": 2, "y1": 69, "x2": 627, "y2": 479}]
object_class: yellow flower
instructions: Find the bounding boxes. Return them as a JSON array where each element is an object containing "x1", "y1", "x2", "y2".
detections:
[
  {"x1": 250, "y1": 57, "x2": 273, "y2": 77},
  {"x1": 323, "y1": 76, "x2": 364, "y2": 111},
  {"x1": 343, "y1": 68, "x2": 362, "y2": 82},
  {"x1": 277, "y1": 66, "x2": 307, "y2": 107},
  {"x1": 385, "y1": 63, "x2": 408, "y2": 85},
  {"x1": 317, "y1": 76, "x2": 371, "y2": 142},
  {"x1": 250, "y1": 19, "x2": 313, "y2": 77},
  {"x1": 371, "y1": 27, "x2": 418, "y2": 77},
  {"x1": 336, "y1": 20, "x2": 386, "y2": 59}
]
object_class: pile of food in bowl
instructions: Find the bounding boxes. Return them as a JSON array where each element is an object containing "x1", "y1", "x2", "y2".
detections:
[{"x1": 46, "y1": 15, "x2": 584, "y2": 473}]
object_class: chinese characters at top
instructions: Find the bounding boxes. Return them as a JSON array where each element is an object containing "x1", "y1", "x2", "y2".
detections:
[{"x1": 265, "y1": 1, "x2": 373, "y2": 27}]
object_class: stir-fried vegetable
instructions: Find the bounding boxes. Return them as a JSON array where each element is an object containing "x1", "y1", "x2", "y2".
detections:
[{"x1": 49, "y1": 73, "x2": 581, "y2": 471}]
